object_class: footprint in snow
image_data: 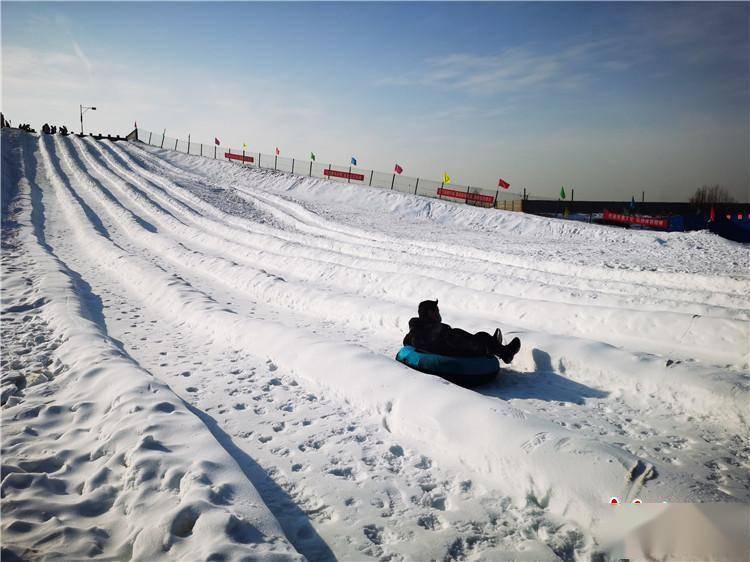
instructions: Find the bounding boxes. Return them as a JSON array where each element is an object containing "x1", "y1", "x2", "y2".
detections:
[
  {"x1": 417, "y1": 513, "x2": 441, "y2": 531},
  {"x1": 362, "y1": 524, "x2": 383, "y2": 545},
  {"x1": 415, "y1": 456, "x2": 432, "y2": 469},
  {"x1": 389, "y1": 445, "x2": 404, "y2": 457},
  {"x1": 328, "y1": 467, "x2": 354, "y2": 479}
]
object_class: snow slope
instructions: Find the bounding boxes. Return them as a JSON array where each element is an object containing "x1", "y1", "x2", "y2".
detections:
[{"x1": 3, "y1": 129, "x2": 749, "y2": 561}]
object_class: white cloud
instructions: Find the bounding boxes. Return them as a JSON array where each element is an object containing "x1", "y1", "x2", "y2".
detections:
[
  {"x1": 375, "y1": 40, "x2": 627, "y2": 97},
  {"x1": 71, "y1": 39, "x2": 93, "y2": 77}
]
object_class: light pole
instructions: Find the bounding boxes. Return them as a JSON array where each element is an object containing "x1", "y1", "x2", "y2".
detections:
[{"x1": 80, "y1": 105, "x2": 96, "y2": 135}]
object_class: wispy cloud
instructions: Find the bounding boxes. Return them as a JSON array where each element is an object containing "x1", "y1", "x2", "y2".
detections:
[
  {"x1": 376, "y1": 39, "x2": 626, "y2": 96},
  {"x1": 71, "y1": 39, "x2": 93, "y2": 77}
]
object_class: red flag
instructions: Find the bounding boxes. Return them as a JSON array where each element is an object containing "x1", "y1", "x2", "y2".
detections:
[
  {"x1": 275, "y1": 147, "x2": 280, "y2": 156},
  {"x1": 394, "y1": 163, "x2": 403, "y2": 174},
  {"x1": 215, "y1": 137, "x2": 221, "y2": 146},
  {"x1": 498, "y1": 177, "x2": 510, "y2": 189},
  {"x1": 709, "y1": 206, "x2": 715, "y2": 221}
]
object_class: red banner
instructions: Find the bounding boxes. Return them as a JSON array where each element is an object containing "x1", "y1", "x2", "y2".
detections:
[
  {"x1": 437, "y1": 187, "x2": 495, "y2": 205},
  {"x1": 324, "y1": 168, "x2": 365, "y2": 181},
  {"x1": 225, "y1": 152, "x2": 254, "y2": 163},
  {"x1": 603, "y1": 210, "x2": 668, "y2": 229}
]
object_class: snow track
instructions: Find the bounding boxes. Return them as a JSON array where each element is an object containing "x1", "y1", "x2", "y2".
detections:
[
  {"x1": 3, "y1": 130, "x2": 749, "y2": 561},
  {"x1": 1, "y1": 133, "x2": 302, "y2": 561}
]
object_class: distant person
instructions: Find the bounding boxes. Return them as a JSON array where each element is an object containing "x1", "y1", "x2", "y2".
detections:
[
  {"x1": 59, "y1": 125, "x2": 68, "y2": 135},
  {"x1": 403, "y1": 300, "x2": 521, "y2": 363},
  {"x1": 50, "y1": 125, "x2": 57, "y2": 134},
  {"x1": 42, "y1": 123, "x2": 51, "y2": 134}
]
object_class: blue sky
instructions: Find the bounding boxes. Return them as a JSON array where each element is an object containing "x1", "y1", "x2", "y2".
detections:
[{"x1": 2, "y1": 2, "x2": 748, "y2": 201}]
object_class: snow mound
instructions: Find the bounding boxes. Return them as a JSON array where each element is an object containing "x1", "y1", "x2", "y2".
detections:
[{"x1": 1, "y1": 131, "x2": 301, "y2": 561}]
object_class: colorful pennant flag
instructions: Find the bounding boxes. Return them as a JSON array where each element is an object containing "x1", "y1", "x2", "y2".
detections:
[
  {"x1": 242, "y1": 143, "x2": 248, "y2": 150},
  {"x1": 394, "y1": 163, "x2": 403, "y2": 174},
  {"x1": 310, "y1": 152, "x2": 316, "y2": 161},
  {"x1": 215, "y1": 137, "x2": 221, "y2": 146},
  {"x1": 351, "y1": 157, "x2": 357, "y2": 166},
  {"x1": 443, "y1": 172, "x2": 451, "y2": 184},
  {"x1": 560, "y1": 186, "x2": 566, "y2": 199},
  {"x1": 498, "y1": 177, "x2": 510, "y2": 189},
  {"x1": 275, "y1": 147, "x2": 280, "y2": 156}
]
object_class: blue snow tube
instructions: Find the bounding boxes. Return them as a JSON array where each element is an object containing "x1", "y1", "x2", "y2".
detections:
[{"x1": 395, "y1": 346, "x2": 500, "y2": 387}]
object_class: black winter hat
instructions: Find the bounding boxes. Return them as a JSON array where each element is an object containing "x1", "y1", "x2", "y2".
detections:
[{"x1": 418, "y1": 299, "x2": 439, "y2": 318}]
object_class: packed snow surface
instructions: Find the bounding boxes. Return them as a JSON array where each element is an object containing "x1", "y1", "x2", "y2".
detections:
[{"x1": 2, "y1": 130, "x2": 749, "y2": 561}]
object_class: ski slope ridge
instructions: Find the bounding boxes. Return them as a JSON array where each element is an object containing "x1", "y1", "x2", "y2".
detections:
[
  {"x1": 34, "y1": 134, "x2": 671, "y2": 524},
  {"x1": 3, "y1": 131, "x2": 749, "y2": 560},
  {"x1": 53, "y1": 136, "x2": 750, "y2": 432},
  {"x1": 1, "y1": 135, "x2": 303, "y2": 560},
  {"x1": 87, "y1": 138, "x2": 750, "y2": 368}
]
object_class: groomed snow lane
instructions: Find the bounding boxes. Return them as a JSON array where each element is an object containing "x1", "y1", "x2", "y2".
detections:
[{"x1": 3, "y1": 130, "x2": 749, "y2": 561}]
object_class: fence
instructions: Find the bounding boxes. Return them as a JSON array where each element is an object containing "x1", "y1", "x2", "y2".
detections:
[{"x1": 132, "y1": 128, "x2": 523, "y2": 211}]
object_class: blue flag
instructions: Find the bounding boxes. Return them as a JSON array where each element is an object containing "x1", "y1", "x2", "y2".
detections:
[{"x1": 351, "y1": 157, "x2": 357, "y2": 166}]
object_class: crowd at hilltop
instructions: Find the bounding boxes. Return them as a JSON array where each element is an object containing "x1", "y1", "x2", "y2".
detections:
[
  {"x1": 41, "y1": 123, "x2": 70, "y2": 135},
  {"x1": 1, "y1": 112, "x2": 70, "y2": 135}
]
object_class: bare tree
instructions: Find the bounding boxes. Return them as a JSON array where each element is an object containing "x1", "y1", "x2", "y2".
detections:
[{"x1": 690, "y1": 184, "x2": 736, "y2": 205}]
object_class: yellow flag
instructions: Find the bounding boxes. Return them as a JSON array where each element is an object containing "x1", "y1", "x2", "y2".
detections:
[
  {"x1": 443, "y1": 172, "x2": 451, "y2": 184},
  {"x1": 243, "y1": 143, "x2": 248, "y2": 150}
]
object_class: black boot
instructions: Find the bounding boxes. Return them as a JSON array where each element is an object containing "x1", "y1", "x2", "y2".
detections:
[
  {"x1": 493, "y1": 328, "x2": 503, "y2": 345},
  {"x1": 499, "y1": 337, "x2": 521, "y2": 364}
]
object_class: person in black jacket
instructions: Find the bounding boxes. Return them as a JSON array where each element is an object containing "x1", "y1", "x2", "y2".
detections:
[{"x1": 403, "y1": 300, "x2": 521, "y2": 363}]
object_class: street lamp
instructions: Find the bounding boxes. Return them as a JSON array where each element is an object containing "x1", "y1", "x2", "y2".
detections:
[{"x1": 80, "y1": 105, "x2": 96, "y2": 135}]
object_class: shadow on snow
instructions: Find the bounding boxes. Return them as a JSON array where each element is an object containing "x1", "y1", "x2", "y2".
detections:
[{"x1": 480, "y1": 348, "x2": 609, "y2": 405}]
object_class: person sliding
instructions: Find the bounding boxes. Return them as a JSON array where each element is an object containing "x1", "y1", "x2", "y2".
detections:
[{"x1": 403, "y1": 300, "x2": 521, "y2": 363}]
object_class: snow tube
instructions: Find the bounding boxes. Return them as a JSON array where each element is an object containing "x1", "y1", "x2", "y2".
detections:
[{"x1": 395, "y1": 346, "x2": 500, "y2": 387}]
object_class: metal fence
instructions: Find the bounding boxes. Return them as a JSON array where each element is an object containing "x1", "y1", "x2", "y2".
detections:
[{"x1": 133, "y1": 128, "x2": 523, "y2": 211}]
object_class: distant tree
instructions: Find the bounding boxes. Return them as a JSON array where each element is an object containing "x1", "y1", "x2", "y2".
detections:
[{"x1": 690, "y1": 184, "x2": 736, "y2": 205}]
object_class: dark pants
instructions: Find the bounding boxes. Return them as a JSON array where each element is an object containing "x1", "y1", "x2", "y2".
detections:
[{"x1": 440, "y1": 329, "x2": 495, "y2": 357}]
